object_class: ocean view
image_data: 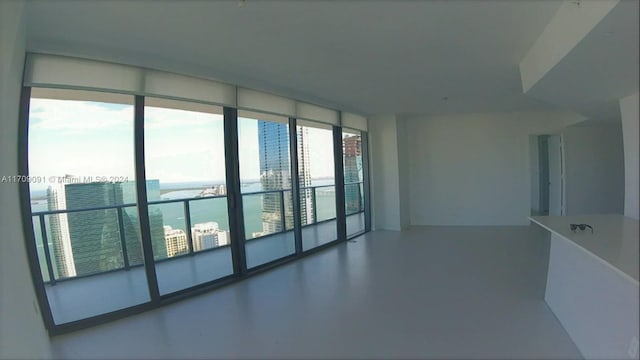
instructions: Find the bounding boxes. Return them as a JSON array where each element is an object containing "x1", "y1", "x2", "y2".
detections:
[{"x1": 30, "y1": 179, "x2": 338, "y2": 278}]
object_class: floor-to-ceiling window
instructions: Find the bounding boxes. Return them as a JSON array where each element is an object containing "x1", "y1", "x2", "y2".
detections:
[
  {"x1": 238, "y1": 111, "x2": 296, "y2": 269},
  {"x1": 27, "y1": 88, "x2": 151, "y2": 324},
  {"x1": 297, "y1": 121, "x2": 338, "y2": 251},
  {"x1": 342, "y1": 129, "x2": 366, "y2": 237},
  {"x1": 21, "y1": 54, "x2": 370, "y2": 333},
  {"x1": 144, "y1": 98, "x2": 233, "y2": 295}
]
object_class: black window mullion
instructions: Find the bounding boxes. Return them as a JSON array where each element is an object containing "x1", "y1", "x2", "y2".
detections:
[
  {"x1": 184, "y1": 201, "x2": 194, "y2": 255},
  {"x1": 333, "y1": 125, "x2": 347, "y2": 241},
  {"x1": 289, "y1": 117, "x2": 303, "y2": 254},
  {"x1": 134, "y1": 95, "x2": 160, "y2": 302},
  {"x1": 361, "y1": 131, "x2": 372, "y2": 232},
  {"x1": 224, "y1": 107, "x2": 247, "y2": 275},
  {"x1": 19, "y1": 85, "x2": 57, "y2": 331}
]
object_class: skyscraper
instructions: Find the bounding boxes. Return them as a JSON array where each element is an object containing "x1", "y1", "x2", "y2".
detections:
[
  {"x1": 343, "y1": 134, "x2": 363, "y2": 214},
  {"x1": 297, "y1": 126, "x2": 314, "y2": 224},
  {"x1": 47, "y1": 179, "x2": 165, "y2": 278},
  {"x1": 257, "y1": 121, "x2": 291, "y2": 235},
  {"x1": 163, "y1": 225, "x2": 188, "y2": 257},
  {"x1": 192, "y1": 221, "x2": 230, "y2": 250},
  {"x1": 256, "y1": 120, "x2": 313, "y2": 236},
  {"x1": 47, "y1": 180, "x2": 76, "y2": 278}
]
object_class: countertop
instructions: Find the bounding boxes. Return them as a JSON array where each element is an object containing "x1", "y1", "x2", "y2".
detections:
[{"x1": 529, "y1": 214, "x2": 639, "y2": 283}]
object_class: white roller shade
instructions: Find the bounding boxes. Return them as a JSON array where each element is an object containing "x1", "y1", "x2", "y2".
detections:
[
  {"x1": 297, "y1": 119, "x2": 333, "y2": 130},
  {"x1": 341, "y1": 112, "x2": 368, "y2": 131},
  {"x1": 238, "y1": 110, "x2": 289, "y2": 124},
  {"x1": 25, "y1": 53, "x2": 361, "y2": 129},
  {"x1": 25, "y1": 53, "x2": 143, "y2": 93},
  {"x1": 296, "y1": 102, "x2": 339, "y2": 126},
  {"x1": 30, "y1": 88, "x2": 134, "y2": 105},
  {"x1": 143, "y1": 70, "x2": 235, "y2": 107},
  {"x1": 145, "y1": 97, "x2": 223, "y2": 115},
  {"x1": 25, "y1": 53, "x2": 236, "y2": 107},
  {"x1": 237, "y1": 87, "x2": 296, "y2": 117}
]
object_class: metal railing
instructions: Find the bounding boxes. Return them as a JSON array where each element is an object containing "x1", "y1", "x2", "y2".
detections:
[
  {"x1": 32, "y1": 184, "x2": 355, "y2": 284},
  {"x1": 32, "y1": 194, "x2": 229, "y2": 284},
  {"x1": 242, "y1": 184, "x2": 338, "y2": 239},
  {"x1": 344, "y1": 181, "x2": 365, "y2": 215}
]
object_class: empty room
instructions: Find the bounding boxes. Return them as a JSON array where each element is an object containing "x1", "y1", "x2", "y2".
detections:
[{"x1": 0, "y1": 1, "x2": 638, "y2": 359}]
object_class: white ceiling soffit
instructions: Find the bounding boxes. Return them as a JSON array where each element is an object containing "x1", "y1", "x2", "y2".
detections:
[
  {"x1": 25, "y1": 0, "x2": 564, "y2": 116},
  {"x1": 522, "y1": 0, "x2": 639, "y2": 121}
]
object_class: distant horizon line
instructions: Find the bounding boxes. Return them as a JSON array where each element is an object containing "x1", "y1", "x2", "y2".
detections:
[{"x1": 29, "y1": 177, "x2": 337, "y2": 194}]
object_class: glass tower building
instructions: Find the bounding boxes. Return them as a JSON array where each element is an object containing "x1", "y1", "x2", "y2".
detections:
[
  {"x1": 47, "y1": 180, "x2": 165, "y2": 278},
  {"x1": 343, "y1": 135, "x2": 363, "y2": 214},
  {"x1": 257, "y1": 121, "x2": 293, "y2": 233},
  {"x1": 257, "y1": 121, "x2": 314, "y2": 234}
]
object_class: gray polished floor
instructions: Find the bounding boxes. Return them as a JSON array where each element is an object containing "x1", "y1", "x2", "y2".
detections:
[{"x1": 51, "y1": 226, "x2": 581, "y2": 359}]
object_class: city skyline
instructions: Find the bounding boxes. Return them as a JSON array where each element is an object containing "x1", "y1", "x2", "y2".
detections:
[
  {"x1": 30, "y1": 95, "x2": 362, "y2": 280},
  {"x1": 45, "y1": 178, "x2": 234, "y2": 279},
  {"x1": 28, "y1": 97, "x2": 336, "y2": 192}
]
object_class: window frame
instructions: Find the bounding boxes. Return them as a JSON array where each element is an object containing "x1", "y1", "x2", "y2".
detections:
[{"x1": 19, "y1": 80, "x2": 370, "y2": 334}]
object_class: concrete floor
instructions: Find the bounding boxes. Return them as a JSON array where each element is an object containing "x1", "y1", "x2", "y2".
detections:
[{"x1": 50, "y1": 226, "x2": 581, "y2": 359}]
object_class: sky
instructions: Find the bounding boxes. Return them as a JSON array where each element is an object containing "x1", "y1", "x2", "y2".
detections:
[{"x1": 28, "y1": 97, "x2": 336, "y2": 191}]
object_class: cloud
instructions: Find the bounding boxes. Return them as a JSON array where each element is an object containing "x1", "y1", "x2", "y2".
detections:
[
  {"x1": 144, "y1": 106, "x2": 223, "y2": 130},
  {"x1": 29, "y1": 99, "x2": 224, "y2": 132},
  {"x1": 29, "y1": 99, "x2": 133, "y2": 131}
]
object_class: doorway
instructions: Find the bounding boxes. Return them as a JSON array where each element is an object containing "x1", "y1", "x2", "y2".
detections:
[{"x1": 531, "y1": 134, "x2": 564, "y2": 216}]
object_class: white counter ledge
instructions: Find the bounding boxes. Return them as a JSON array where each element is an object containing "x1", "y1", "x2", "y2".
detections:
[
  {"x1": 529, "y1": 214, "x2": 639, "y2": 360},
  {"x1": 529, "y1": 214, "x2": 639, "y2": 284}
]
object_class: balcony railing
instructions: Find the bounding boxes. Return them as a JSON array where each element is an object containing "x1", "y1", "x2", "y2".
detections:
[
  {"x1": 344, "y1": 181, "x2": 365, "y2": 215},
  {"x1": 32, "y1": 184, "x2": 363, "y2": 285}
]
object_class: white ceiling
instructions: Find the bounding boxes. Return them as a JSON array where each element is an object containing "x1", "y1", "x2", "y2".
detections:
[
  {"x1": 25, "y1": 0, "x2": 565, "y2": 116},
  {"x1": 525, "y1": 0, "x2": 639, "y2": 122}
]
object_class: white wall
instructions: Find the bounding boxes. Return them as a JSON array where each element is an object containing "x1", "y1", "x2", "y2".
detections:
[
  {"x1": 369, "y1": 115, "x2": 410, "y2": 231},
  {"x1": 0, "y1": 1, "x2": 53, "y2": 358},
  {"x1": 620, "y1": 92, "x2": 639, "y2": 219},
  {"x1": 562, "y1": 123, "x2": 625, "y2": 215},
  {"x1": 406, "y1": 112, "x2": 584, "y2": 226}
]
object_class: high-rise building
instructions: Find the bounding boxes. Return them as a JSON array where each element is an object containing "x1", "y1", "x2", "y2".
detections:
[
  {"x1": 256, "y1": 121, "x2": 315, "y2": 235},
  {"x1": 343, "y1": 135, "x2": 363, "y2": 214},
  {"x1": 257, "y1": 121, "x2": 292, "y2": 235},
  {"x1": 47, "y1": 179, "x2": 165, "y2": 278},
  {"x1": 297, "y1": 127, "x2": 314, "y2": 224},
  {"x1": 47, "y1": 180, "x2": 76, "y2": 278},
  {"x1": 163, "y1": 225, "x2": 189, "y2": 257},
  {"x1": 130, "y1": 180, "x2": 167, "y2": 262},
  {"x1": 191, "y1": 221, "x2": 230, "y2": 250}
]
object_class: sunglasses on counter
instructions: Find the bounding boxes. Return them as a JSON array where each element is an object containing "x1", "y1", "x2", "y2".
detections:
[{"x1": 570, "y1": 223, "x2": 593, "y2": 233}]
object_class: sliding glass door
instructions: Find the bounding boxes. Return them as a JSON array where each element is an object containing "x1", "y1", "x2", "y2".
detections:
[
  {"x1": 27, "y1": 88, "x2": 151, "y2": 323},
  {"x1": 343, "y1": 129, "x2": 366, "y2": 237},
  {"x1": 143, "y1": 98, "x2": 233, "y2": 295},
  {"x1": 297, "y1": 120, "x2": 338, "y2": 251},
  {"x1": 238, "y1": 111, "x2": 296, "y2": 268},
  {"x1": 22, "y1": 54, "x2": 370, "y2": 332}
]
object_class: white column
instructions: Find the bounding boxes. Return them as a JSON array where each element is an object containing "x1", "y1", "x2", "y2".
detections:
[
  {"x1": 368, "y1": 115, "x2": 410, "y2": 231},
  {"x1": 620, "y1": 92, "x2": 639, "y2": 219}
]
